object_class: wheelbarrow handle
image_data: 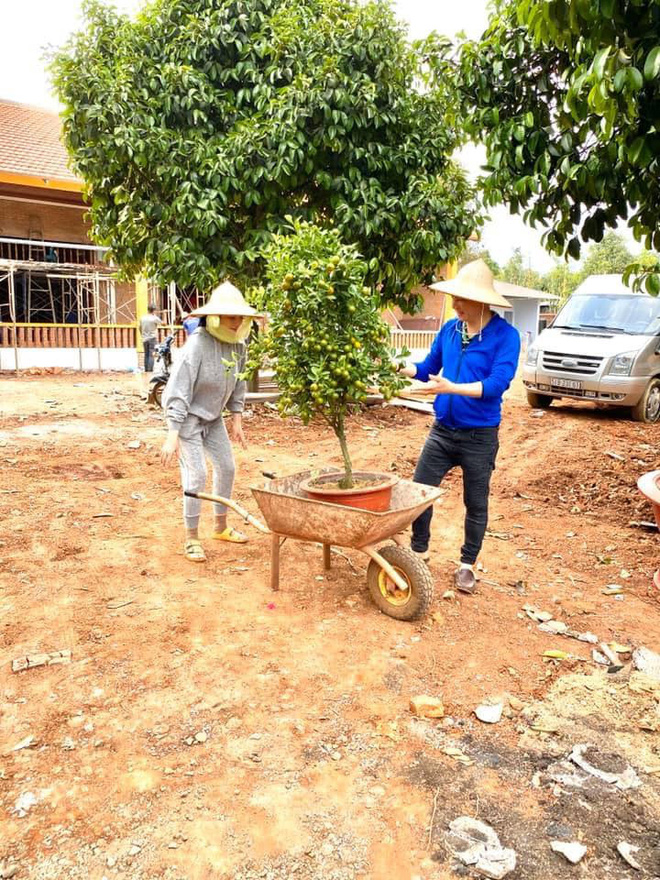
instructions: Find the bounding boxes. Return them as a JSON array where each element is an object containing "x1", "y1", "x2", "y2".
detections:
[{"x1": 184, "y1": 491, "x2": 270, "y2": 534}]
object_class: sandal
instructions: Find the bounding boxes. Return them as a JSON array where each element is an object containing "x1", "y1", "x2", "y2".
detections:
[
  {"x1": 184, "y1": 539, "x2": 206, "y2": 563},
  {"x1": 212, "y1": 527, "x2": 249, "y2": 544}
]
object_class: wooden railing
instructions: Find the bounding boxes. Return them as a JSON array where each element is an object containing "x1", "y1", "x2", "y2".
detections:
[
  {"x1": 0, "y1": 323, "x2": 136, "y2": 348},
  {"x1": 0, "y1": 323, "x2": 188, "y2": 349},
  {"x1": 389, "y1": 329, "x2": 437, "y2": 350}
]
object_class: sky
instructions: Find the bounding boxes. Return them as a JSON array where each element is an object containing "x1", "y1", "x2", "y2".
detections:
[{"x1": 1, "y1": 0, "x2": 560, "y2": 273}]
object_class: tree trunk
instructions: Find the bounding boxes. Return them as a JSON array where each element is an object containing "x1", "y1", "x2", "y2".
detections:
[{"x1": 335, "y1": 416, "x2": 353, "y2": 489}]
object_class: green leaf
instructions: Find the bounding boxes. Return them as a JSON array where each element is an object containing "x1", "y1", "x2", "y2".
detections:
[
  {"x1": 645, "y1": 273, "x2": 660, "y2": 296},
  {"x1": 567, "y1": 238, "x2": 581, "y2": 260},
  {"x1": 613, "y1": 69, "x2": 627, "y2": 92},
  {"x1": 644, "y1": 46, "x2": 660, "y2": 81},
  {"x1": 628, "y1": 136, "x2": 646, "y2": 164},
  {"x1": 593, "y1": 47, "x2": 610, "y2": 80}
]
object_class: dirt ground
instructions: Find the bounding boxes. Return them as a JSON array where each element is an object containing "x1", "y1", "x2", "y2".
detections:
[{"x1": 1, "y1": 371, "x2": 659, "y2": 880}]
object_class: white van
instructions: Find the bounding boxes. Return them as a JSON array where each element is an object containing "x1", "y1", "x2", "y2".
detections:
[{"x1": 523, "y1": 274, "x2": 660, "y2": 423}]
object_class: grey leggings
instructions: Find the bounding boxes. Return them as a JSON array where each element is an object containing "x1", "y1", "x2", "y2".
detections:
[{"x1": 178, "y1": 414, "x2": 235, "y2": 529}]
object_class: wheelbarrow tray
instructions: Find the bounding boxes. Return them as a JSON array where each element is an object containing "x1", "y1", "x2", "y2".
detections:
[{"x1": 251, "y1": 469, "x2": 442, "y2": 549}]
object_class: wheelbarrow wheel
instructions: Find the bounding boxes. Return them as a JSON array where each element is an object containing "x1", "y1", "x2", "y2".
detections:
[{"x1": 366, "y1": 545, "x2": 433, "y2": 621}]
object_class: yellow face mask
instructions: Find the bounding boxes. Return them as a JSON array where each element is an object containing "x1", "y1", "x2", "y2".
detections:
[{"x1": 206, "y1": 316, "x2": 253, "y2": 344}]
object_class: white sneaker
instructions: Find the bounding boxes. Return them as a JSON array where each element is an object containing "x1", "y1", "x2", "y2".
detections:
[{"x1": 412, "y1": 549, "x2": 430, "y2": 562}]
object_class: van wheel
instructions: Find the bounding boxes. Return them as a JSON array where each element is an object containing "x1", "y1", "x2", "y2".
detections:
[
  {"x1": 526, "y1": 390, "x2": 553, "y2": 409},
  {"x1": 631, "y1": 378, "x2": 660, "y2": 423}
]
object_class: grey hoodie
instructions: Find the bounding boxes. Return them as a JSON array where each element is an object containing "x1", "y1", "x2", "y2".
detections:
[{"x1": 163, "y1": 328, "x2": 247, "y2": 432}]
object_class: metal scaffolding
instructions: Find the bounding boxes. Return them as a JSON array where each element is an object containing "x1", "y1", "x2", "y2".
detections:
[
  {"x1": 0, "y1": 259, "x2": 119, "y2": 324},
  {"x1": 0, "y1": 237, "x2": 213, "y2": 374}
]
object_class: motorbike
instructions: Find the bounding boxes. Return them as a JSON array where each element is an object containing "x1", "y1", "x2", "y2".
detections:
[{"x1": 147, "y1": 334, "x2": 175, "y2": 408}]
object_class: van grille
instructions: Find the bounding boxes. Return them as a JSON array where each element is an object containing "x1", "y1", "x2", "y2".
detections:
[{"x1": 542, "y1": 351, "x2": 604, "y2": 375}]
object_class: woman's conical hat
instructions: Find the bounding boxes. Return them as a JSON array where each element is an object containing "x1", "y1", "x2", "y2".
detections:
[{"x1": 190, "y1": 281, "x2": 262, "y2": 317}]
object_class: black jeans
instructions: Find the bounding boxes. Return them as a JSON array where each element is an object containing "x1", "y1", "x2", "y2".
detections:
[
  {"x1": 411, "y1": 422, "x2": 499, "y2": 564},
  {"x1": 143, "y1": 338, "x2": 155, "y2": 372}
]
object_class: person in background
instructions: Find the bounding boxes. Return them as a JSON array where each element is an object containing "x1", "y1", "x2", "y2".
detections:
[
  {"x1": 160, "y1": 282, "x2": 259, "y2": 563},
  {"x1": 140, "y1": 303, "x2": 163, "y2": 372},
  {"x1": 397, "y1": 259, "x2": 521, "y2": 595}
]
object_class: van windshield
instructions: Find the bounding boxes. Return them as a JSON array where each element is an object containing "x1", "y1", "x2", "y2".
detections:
[{"x1": 554, "y1": 294, "x2": 660, "y2": 335}]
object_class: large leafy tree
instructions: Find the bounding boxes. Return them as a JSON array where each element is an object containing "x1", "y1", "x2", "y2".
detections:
[
  {"x1": 499, "y1": 247, "x2": 543, "y2": 289},
  {"x1": 580, "y1": 230, "x2": 633, "y2": 278},
  {"x1": 51, "y1": 0, "x2": 476, "y2": 309},
  {"x1": 543, "y1": 262, "x2": 579, "y2": 307},
  {"x1": 458, "y1": 241, "x2": 501, "y2": 276},
  {"x1": 457, "y1": 0, "x2": 660, "y2": 295}
]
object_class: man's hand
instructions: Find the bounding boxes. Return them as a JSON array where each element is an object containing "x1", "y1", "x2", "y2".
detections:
[
  {"x1": 160, "y1": 431, "x2": 180, "y2": 466},
  {"x1": 426, "y1": 374, "x2": 455, "y2": 395},
  {"x1": 229, "y1": 414, "x2": 248, "y2": 449},
  {"x1": 393, "y1": 362, "x2": 417, "y2": 379}
]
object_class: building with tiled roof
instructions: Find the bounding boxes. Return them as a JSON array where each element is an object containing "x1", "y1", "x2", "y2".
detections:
[
  {"x1": 0, "y1": 100, "x2": 149, "y2": 371},
  {"x1": 0, "y1": 99, "x2": 82, "y2": 202}
]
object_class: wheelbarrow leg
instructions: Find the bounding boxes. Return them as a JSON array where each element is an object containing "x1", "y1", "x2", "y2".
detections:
[
  {"x1": 323, "y1": 543, "x2": 332, "y2": 571},
  {"x1": 270, "y1": 533, "x2": 281, "y2": 591}
]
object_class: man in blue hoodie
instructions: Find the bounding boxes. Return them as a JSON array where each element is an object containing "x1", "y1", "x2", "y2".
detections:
[{"x1": 398, "y1": 259, "x2": 521, "y2": 594}]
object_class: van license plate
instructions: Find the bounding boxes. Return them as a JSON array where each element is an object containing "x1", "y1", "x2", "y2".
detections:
[{"x1": 552, "y1": 378, "x2": 582, "y2": 390}]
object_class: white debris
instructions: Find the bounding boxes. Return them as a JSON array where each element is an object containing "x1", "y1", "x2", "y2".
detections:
[
  {"x1": 11, "y1": 649, "x2": 71, "y2": 672},
  {"x1": 551, "y1": 841, "x2": 587, "y2": 864},
  {"x1": 446, "y1": 817, "x2": 517, "y2": 879},
  {"x1": 13, "y1": 792, "x2": 38, "y2": 817},
  {"x1": 576, "y1": 632, "x2": 599, "y2": 644},
  {"x1": 475, "y1": 702, "x2": 504, "y2": 724},
  {"x1": 617, "y1": 842, "x2": 641, "y2": 870},
  {"x1": 538, "y1": 620, "x2": 568, "y2": 635},
  {"x1": 632, "y1": 647, "x2": 660, "y2": 682},
  {"x1": 570, "y1": 745, "x2": 641, "y2": 790},
  {"x1": 8, "y1": 735, "x2": 36, "y2": 753},
  {"x1": 546, "y1": 760, "x2": 589, "y2": 788}
]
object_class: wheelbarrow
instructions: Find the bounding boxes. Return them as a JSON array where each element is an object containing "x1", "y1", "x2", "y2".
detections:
[{"x1": 186, "y1": 468, "x2": 442, "y2": 620}]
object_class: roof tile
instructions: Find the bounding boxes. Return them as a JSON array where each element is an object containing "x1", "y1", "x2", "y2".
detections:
[{"x1": 0, "y1": 99, "x2": 81, "y2": 184}]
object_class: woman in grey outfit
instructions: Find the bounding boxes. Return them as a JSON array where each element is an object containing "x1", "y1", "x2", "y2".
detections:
[{"x1": 160, "y1": 282, "x2": 259, "y2": 563}]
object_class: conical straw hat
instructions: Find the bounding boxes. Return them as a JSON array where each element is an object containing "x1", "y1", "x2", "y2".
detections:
[
  {"x1": 190, "y1": 281, "x2": 262, "y2": 317},
  {"x1": 430, "y1": 259, "x2": 512, "y2": 309}
]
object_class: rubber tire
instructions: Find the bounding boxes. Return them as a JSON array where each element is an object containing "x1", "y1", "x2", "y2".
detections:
[
  {"x1": 526, "y1": 389, "x2": 553, "y2": 408},
  {"x1": 366, "y1": 545, "x2": 434, "y2": 621},
  {"x1": 631, "y1": 378, "x2": 660, "y2": 424},
  {"x1": 148, "y1": 381, "x2": 164, "y2": 408}
]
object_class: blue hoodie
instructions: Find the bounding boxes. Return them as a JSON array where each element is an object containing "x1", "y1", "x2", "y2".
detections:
[{"x1": 413, "y1": 315, "x2": 520, "y2": 428}]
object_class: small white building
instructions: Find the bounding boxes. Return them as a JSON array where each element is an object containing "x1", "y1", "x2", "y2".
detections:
[{"x1": 491, "y1": 280, "x2": 551, "y2": 345}]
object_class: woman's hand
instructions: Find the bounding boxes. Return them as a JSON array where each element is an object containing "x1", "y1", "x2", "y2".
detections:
[
  {"x1": 229, "y1": 414, "x2": 248, "y2": 449},
  {"x1": 160, "y1": 431, "x2": 180, "y2": 466}
]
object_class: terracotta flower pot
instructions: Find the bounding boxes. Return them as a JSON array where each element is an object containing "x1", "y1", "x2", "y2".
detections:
[{"x1": 300, "y1": 472, "x2": 399, "y2": 512}]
